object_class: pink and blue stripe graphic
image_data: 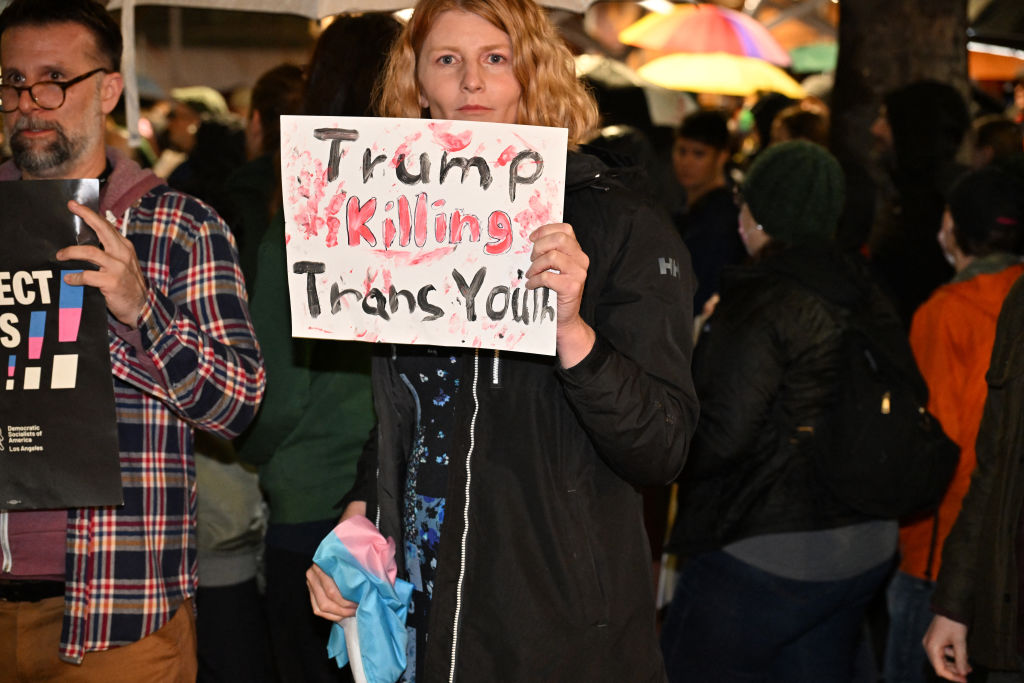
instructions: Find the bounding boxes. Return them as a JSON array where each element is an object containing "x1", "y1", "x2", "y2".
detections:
[
  {"x1": 28, "y1": 310, "x2": 46, "y2": 360},
  {"x1": 6, "y1": 355, "x2": 13, "y2": 378},
  {"x1": 59, "y1": 271, "x2": 84, "y2": 343}
]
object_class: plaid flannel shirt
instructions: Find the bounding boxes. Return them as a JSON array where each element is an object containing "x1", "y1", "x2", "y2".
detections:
[{"x1": 45, "y1": 155, "x2": 266, "y2": 662}]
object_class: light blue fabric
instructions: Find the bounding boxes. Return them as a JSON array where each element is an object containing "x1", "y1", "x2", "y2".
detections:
[{"x1": 313, "y1": 533, "x2": 414, "y2": 683}]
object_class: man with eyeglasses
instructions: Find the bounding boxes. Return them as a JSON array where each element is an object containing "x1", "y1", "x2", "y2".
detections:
[{"x1": 0, "y1": 1, "x2": 265, "y2": 680}]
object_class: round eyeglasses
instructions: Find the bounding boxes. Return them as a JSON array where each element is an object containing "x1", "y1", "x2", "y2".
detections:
[{"x1": 0, "y1": 68, "x2": 109, "y2": 113}]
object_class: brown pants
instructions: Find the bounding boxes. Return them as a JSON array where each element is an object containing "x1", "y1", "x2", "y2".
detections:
[{"x1": 0, "y1": 596, "x2": 197, "y2": 683}]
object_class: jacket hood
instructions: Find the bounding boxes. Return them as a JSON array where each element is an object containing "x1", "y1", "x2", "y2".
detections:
[
  {"x1": 0, "y1": 148, "x2": 163, "y2": 218},
  {"x1": 101, "y1": 149, "x2": 164, "y2": 217},
  {"x1": 565, "y1": 150, "x2": 609, "y2": 193}
]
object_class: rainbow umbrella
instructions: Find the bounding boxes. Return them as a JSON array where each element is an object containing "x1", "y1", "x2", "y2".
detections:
[
  {"x1": 620, "y1": 3, "x2": 791, "y2": 67},
  {"x1": 638, "y1": 52, "x2": 806, "y2": 99}
]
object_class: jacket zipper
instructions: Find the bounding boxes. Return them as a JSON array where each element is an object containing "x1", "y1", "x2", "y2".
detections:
[
  {"x1": 449, "y1": 348, "x2": 481, "y2": 683},
  {"x1": 0, "y1": 510, "x2": 11, "y2": 573},
  {"x1": 492, "y1": 349, "x2": 500, "y2": 386},
  {"x1": 374, "y1": 467, "x2": 381, "y2": 529}
]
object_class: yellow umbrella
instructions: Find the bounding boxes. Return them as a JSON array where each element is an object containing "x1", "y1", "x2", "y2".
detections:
[{"x1": 637, "y1": 52, "x2": 806, "y2": 99}]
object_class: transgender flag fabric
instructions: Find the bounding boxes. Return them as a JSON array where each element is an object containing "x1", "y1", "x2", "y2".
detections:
[{"x1": 313, "y1": 515, "x2": 414, "y2": 683}]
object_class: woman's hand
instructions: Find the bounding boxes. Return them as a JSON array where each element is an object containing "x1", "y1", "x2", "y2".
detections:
[
  {"x1": 526, "y1": 222, "x2": 595, "y2": 368},
  {"x1": 306, "y1": 563, "x2": 358, "y2": 622},
  {"x1": 341, "y1": 501, "x2": 367, "y2": 522}
]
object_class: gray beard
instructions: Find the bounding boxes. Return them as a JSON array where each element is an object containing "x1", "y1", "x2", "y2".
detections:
[{"x1": 10, "y1": 121, "x2": 76, "y2": 176}]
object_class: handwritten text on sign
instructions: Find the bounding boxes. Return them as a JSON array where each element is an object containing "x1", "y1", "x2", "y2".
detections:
[{"x1": 280, "y1": 116, "x2": 568, "y2": 356}]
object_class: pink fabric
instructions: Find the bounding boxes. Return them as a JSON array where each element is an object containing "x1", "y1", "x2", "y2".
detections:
[{"x1": 331, "y1": 516, "x2": 398, "y2": 585}]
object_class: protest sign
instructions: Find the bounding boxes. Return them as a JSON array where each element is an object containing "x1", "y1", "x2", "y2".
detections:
[
  {"x1": 0, "y1": 179, "x2": 122, "y2": 509},
  {"x1": 280, "y1": 116, "x2": 568, "y2": 356}
]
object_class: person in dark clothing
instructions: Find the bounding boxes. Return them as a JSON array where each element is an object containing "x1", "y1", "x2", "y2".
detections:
[
  {"x1": 304, "y1": 1, "x2": 699, "y2": 681},
  {"x1": 970, "y1": 114, "x2": 1024, "y2": 170},
  {"x1": 867, "y1": 80, "x2": 970, "y2": 325},
  {"x1": 884, "y1": 165, "x2": 1024, "y2": 683},
  {"x1": 671, "y1": 109, "x2": 745, "y2": 313},
  {"x1": 747, "y1": 91, "x2": 797, "y2": 161},
  {"x1": 923, "y1": 273, "x2": 1024, "y2": 683},
  {"x1": 770, "y1": 103, "x2": 830, "y2": 147},
  {"x1": 662, "y1": 141, "x2": 907, "y2": 682},
  {"x1": 165, "y1": 86, "x2": 246, "y2": 219},
  {"x1": 221, "y1": 63, "x2": 304, "y2": 287},
  {"x1": 231, "y1": 16, "x2": 401, "y2": 683}
]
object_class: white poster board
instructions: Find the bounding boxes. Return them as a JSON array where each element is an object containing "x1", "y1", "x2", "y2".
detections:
[{"x1": 280, "y1": 116, "x2": 568, "y2": 356}]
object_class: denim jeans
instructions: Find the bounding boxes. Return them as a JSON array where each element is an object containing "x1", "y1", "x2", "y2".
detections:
[
  {"x1": 883, "y1": 570, "x2": 936, "y2": 683},
  {"x1": 660, "y1": 549, "x2": 893, "y2": 683}
]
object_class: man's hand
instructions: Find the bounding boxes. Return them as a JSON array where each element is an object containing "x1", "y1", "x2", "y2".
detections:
[
  {"x1": 306, "y1": 563, "x2": 358, "y2": 622},
  {"x1": 923, "y1": 614, "x2": 971, "y2": 682},
  {"x1": 56, "y1": 200, "x2": 148, "y2": 328},
  {"x1": 526, "y1": 222, "x2": 595, "y2": 368}
]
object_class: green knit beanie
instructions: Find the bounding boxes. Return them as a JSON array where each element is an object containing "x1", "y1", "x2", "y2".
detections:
[{"x1": 741, "y1": 140, "x2": 845, "y2": 244}]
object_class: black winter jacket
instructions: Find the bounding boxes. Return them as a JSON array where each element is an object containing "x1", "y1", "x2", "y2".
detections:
[
  {"x1": 345, "y1": 152, "x2": 699, "y2": 682},
  {"x1": 667, "y1": 243, "x2": 909, "y2": 556}
]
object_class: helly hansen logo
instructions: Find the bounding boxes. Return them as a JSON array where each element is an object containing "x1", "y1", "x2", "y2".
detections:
[{"x1": 658, "y1": 257, "x2": 680, "y2": 277}]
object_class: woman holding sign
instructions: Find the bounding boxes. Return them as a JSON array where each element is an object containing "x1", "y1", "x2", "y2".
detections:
[{"x1": 305, "y1": 1, "x2": 698, "y2": 680}]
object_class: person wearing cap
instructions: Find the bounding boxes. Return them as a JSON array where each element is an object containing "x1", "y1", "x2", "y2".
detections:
[
  {"x1": 887, "y1": 166, "x2": 1024, "y2": 683},
  {"x1": 661, "y1": 141, "x2": 910, "y2": 681}
]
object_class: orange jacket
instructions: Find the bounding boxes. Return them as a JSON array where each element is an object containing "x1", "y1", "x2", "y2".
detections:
[{"x1": 899, "y1": 262, "x2": 1024, "y2": 580}]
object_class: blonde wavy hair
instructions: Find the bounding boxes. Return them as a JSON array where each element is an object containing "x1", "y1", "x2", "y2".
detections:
[{"x1": 376, "y1": 0, "x2": 599, "y2": 147}]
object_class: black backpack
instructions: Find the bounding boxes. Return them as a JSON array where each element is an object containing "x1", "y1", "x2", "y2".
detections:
[{"x1": 814, "y1": 315, "x2": 960, "y2": 520}]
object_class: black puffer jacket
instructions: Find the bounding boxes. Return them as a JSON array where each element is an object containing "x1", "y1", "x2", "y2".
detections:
[
  {"x1": 667, "y1": 242, "x2": 909, "y2": 556},
  {"x1": 346, "y1": 151, "x2": 699, "y2": 682}
]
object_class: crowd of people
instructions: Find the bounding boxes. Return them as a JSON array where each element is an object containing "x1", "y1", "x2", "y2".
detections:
[{"x1": 1, "y1": 0, "x2": 1024, "y2": 682}]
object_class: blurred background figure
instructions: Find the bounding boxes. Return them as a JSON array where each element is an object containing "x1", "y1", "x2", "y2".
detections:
[
  {"x1": 233, "y1": 13, "x2": 401, "y2": 683},
  {"x1": 193, "y1": 432, "x2": 273, "y2": 683},
  {"x1": 161, "y1": 85, "x2": 246, "y2": 218},
  {"x1": 867, "y1": 80, "x2": 970, "y2": 326},
  {"x1": 1011, "y1": 68, "x2": 1024, "y2": 133},
  {"x1": 770, "y1": 103, "x2": 830, "y2": 147},
  {"x1": 662, "y1": 141, "x2": 907, "y2": 682},
  {"x1": 885, "y1": 165, "x2": 1024, "y2": 683},
  {"x1": 190, "y1": 66, "x2": 306, "y2": 683},
  {"x1": 970, "y1": 113, "x2": 1024, "y2": 170},
  {"x1": 221, "y1": 62, "x2": 305, "y2": 284},
  {"x1": 744, "y1": 92, "x2": 796, "y2": 162},
  {"x1": 670, "y1": 109, "x2": 744, "y2": 314},
  {"x1": 228, "y1": 83, "x2": 253, "y2": 121}
]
